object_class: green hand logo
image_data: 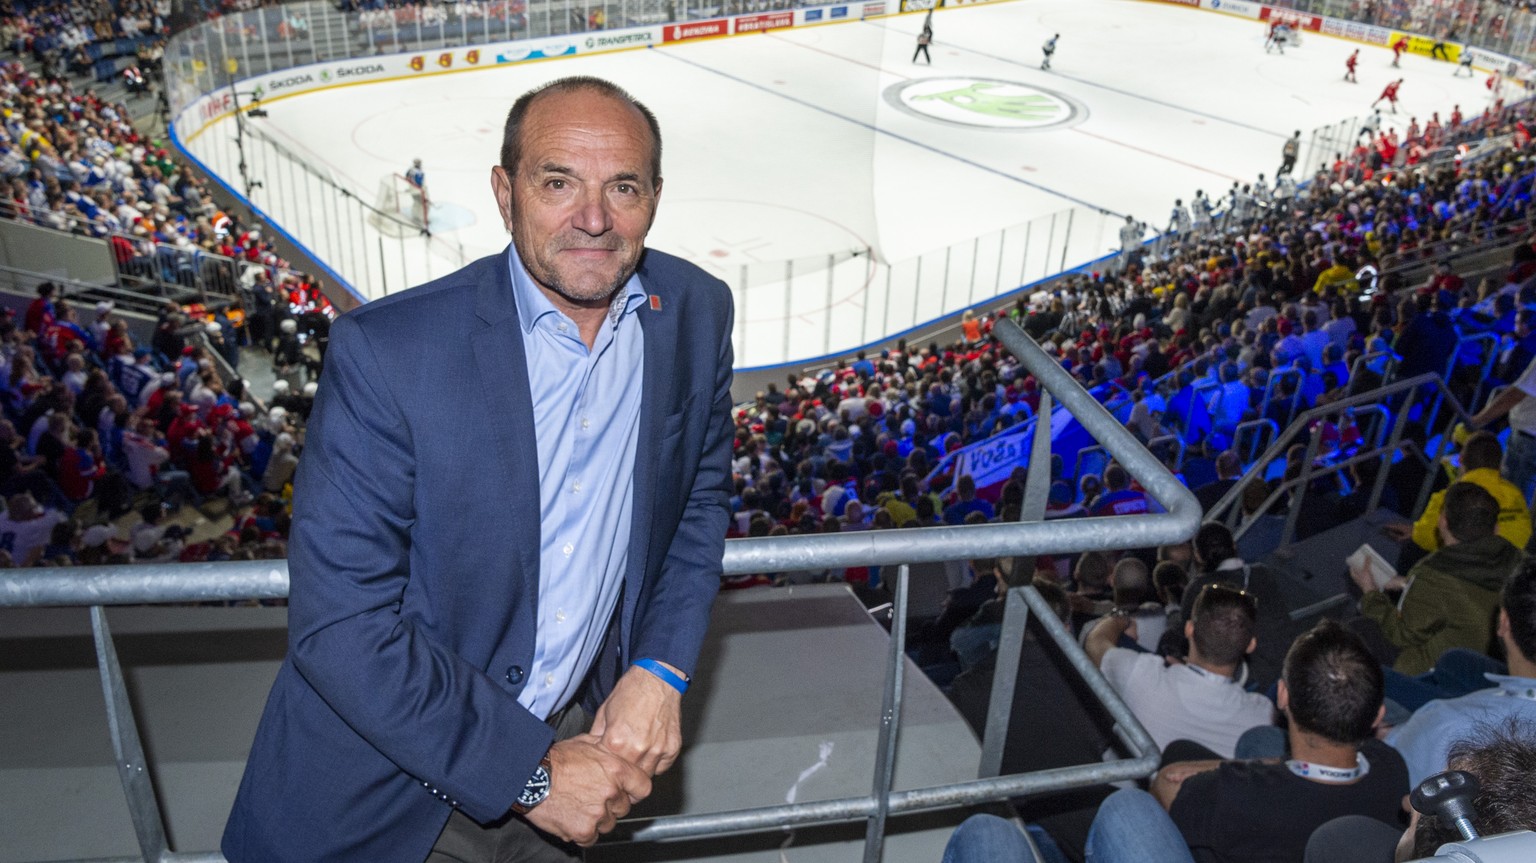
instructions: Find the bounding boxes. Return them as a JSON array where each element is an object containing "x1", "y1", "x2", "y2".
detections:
[{"x1": 913, "y1": 82, "x2": 1060, "y2": 120}]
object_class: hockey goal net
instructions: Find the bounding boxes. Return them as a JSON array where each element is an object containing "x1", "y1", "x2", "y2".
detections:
[
  {"x1": 1265, "y1": 12, "x2": 1305, "y2": 45},
  {"x1": 368, "y1": 173, "x2": 429, "y2": 237}
]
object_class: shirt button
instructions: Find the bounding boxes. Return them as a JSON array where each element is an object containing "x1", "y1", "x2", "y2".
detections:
[
  {"x1": 557, "y1": 322, "x2": 568, "y2": 332},
  {"x1": 505, "y1": 665, "x2": 524, "y2": 685},
  {"x1": 544, "y1": 673, "x2": 555, "y2": 687},
  {"x1": 580, "y1": 417, "x2": 590, "y2": 430},
  {"x1": 556, "y1": 609, "x2": 566, "y2": 623},
  {"x1": 572, "y1": 480, "x2": 582, "y2": 493},
  {"x1": 562, "y1": 542, "x2": 573, "y2": 556}
]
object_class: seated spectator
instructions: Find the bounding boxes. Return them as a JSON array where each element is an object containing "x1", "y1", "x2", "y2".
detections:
[
  {"x1": 1306, "y1": 719, "x2": 1536, "y2": 863},
  {"x1": 1352, "y1": 482, "x2": 1522, "y2": 676},
  {"x1": 1081, "y1": 557, "x2": 1169, "y2": 653},
  {"x1": 1152, "y1": 622, "x2": 1409, "y2": 863},
  {"x1": 1193, "y1": 449, "x2": 1242, "y2": 514},
  {"x1": 1182, "y1": 522, "x2": 1295, "y2": 690},
  {"x1": 1090, "y1": 463, "x2": 1148, "y2": 517},
  {"x1": 0, "y1": 491, "x2": 65, "y2": 566},
  {"x1": 1089, "y1": 582, "x2": 1272, "y2": 758},
  {"x1": 1383, "y1": 431, "x2": 1531, "y2": 567},
  {"x1": 943, "y1": 473, "x2": 994, "y2": 524},
  {"x1": 1385, "y1": 558, "x2": 1536, "y2": 785}
]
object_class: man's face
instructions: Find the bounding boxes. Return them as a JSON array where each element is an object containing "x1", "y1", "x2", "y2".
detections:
[{"x1": 492, "y1": 88, "x2": 661, "y2": 307}]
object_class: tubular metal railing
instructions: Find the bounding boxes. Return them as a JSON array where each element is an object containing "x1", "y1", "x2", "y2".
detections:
[
  {"x1": 0, "y1": 319, "x2": 1199, "y2": 863},
  {"x1": 1207, "y1": 373, "x2": 1467, "y2": 552}
]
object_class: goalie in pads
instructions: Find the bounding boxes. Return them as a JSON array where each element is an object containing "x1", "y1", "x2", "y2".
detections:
[{"x1": 405, "y1": 158, "x2": 431, "y2": 235}]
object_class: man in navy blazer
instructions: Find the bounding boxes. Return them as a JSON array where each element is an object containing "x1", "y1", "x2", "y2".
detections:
[{"x1": 223, "y1": 77, "x2": 733, "y2": 861}]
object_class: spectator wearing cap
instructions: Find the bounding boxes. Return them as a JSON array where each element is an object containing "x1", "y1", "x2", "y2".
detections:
[
  {"x1": 1088, "y1": 580, "x2": 1272, "y2": 758},
  {"x1": 262, "y1": 432, "x2": 299, "y2": 496},
  {"x1": 89, "y1": 299, "x2": 113, "y2": 348}
]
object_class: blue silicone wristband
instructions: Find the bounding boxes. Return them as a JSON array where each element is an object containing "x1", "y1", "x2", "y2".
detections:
[{"x1": 634, "y1": 658, "x2": 689, "y2": 694}]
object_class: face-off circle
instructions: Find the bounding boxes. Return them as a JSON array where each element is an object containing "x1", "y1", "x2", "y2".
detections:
[{"x1": 885, "y1": 77, "x2": 1086, "y2": 131}]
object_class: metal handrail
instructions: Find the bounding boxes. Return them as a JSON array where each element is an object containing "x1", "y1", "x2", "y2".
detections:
[
  {"x1": 1207, "y1": 372, "x2": 1468, "y2": 538},
  {"x1": 0, "y1": 318, "x2": 1194, "y2": 863}
]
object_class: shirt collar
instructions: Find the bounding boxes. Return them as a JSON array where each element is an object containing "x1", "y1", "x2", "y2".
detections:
[
  {"x1": 1486, "y1": 673, "x2": 1536, "y2": 693},
  {"x1": 507, "y1": 243, "x2": 648, "y2": 336}
]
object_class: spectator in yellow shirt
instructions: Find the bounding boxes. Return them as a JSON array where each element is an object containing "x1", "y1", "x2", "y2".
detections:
[{"x1": 1384, "y1": 431, "x2": 1531, "y2": 553}]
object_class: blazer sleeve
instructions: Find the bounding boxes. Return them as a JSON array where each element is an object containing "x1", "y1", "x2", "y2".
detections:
[
  {"x1": 286, "y1": 313, "x2": 553, "y2": 825},
  {"x1": 630, "y1": 289, "x2": 733, "y2": 676}
]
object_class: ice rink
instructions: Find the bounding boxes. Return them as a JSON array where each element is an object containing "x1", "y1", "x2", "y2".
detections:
[{"x1": 190, "y1": 0, "x2": 1503, "y2": 368}]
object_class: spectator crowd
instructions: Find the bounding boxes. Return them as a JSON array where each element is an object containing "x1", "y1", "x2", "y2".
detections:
[{"x1": 4, "y1": 0, "x2": 1536, "y2": 858}]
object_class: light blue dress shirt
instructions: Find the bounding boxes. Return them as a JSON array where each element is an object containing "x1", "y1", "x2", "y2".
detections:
[
  {"x1": 507, "y1": 244, "x2": 647, "y2": 719},
  {"x1": 1386, "y1": 673, "x2": 1536, "y2": 785}
]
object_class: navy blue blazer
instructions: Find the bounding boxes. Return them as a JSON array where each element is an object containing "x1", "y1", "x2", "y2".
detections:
[{"x1": 222, "y1": 248, "x2": 733, "y2": 861}]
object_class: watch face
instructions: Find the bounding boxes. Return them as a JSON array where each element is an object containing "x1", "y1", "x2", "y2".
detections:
[{"x1": 517, "y1": 764, "x2": 550, "y2": 808}]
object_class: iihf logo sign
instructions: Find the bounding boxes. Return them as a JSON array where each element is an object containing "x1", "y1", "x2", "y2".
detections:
[{"x1": 885, "y1": 78, "x2": 1085, "y2": 131}]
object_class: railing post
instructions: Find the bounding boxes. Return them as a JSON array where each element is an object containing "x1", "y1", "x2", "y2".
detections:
[
  {"x1": 862, "y1": 564, "x2": 909, "y2": 863},
  {"x1": 940, "y1": 246, "x2": 952, "y2": 315},
  {"x1": 92, "y1": 605, "x2": 171, "y2": 863},
  {"x1": 1059, "y1": 208, "x2": 1075, "y2": 272},
  {"x1": 824, "y1": 253, "x2": 834, "y2": 356},
  {"x1": 978, "y1": 586, "x2": 1030, "y2": 779},
  {"x1": 782, "y1": 259, "x2": 794, "y2": 360}
]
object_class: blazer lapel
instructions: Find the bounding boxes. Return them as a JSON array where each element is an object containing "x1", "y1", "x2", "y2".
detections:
[
  {"x1": 624, "y1": 256, "x2": 680, "y2": 651},
  {"x1": 470, "y1": 250, "x2": 542, "y2": 590}
]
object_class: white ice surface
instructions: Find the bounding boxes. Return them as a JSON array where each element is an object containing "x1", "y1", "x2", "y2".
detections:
[{"x1": 187, "y1": 0, "x2": 1500, "y2": 368}]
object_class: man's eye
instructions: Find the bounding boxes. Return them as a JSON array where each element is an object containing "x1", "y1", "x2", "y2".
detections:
[
  {"x1": 547, "y1": 179, "x2": 565, "y2": 190},
  {"x1": 615, "y1": 183, "x2": 635, "y2": 195}
]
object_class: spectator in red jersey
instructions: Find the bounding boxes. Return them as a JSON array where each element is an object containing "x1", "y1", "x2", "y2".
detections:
[
  {"x1": 57, "y1": 426, "x2": 106, "y2": 505},
  {"x1": 23, "y1": 281, "x2": 54, "y2": 335}
]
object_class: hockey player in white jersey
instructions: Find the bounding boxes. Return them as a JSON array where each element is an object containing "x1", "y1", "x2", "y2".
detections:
[
  {"x1": 1041, "y1": 33, "x2": 1059, "y2": 70},
  {"x1": 1119, "y1": 215, "x2": 1145, "y2": 253},
  {"x1": 1167, "y1": 198, "x2": 1192, "y2": 235},
  {"x1": 1190, "y1": 190, "x2": 1213, "y2": 232},
  {"x1": 1273, "y1": 172, "x2": 1298, "y2": 205},
  {"x1": 1251, "y1": 173, "x2": 1273, "y2": 208}
]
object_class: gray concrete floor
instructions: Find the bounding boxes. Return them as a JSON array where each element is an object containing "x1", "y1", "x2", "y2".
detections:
[{"x1": 1, "y1": 586, "x2": 1004, "y2": 863}]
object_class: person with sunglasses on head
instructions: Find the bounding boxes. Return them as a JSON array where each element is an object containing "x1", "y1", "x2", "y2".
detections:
[{"x1": 1087, "y1": 581, "x2": 1273, "y2": 759}]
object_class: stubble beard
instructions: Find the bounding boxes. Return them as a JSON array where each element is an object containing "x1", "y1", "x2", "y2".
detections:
[{"x1": 515, "y1": 234, "x2": 641, "y2": 308}]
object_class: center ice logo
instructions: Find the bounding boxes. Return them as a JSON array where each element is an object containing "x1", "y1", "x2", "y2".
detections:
[{"x1": 887, "y1": 78, "x2": 1082, "y2": 130}]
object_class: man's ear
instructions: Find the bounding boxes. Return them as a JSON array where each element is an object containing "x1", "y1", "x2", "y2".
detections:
[
  {"x1": 490, "y1": 165, "x2": 514, "y2": 234},
  {"x1": 1276, "y1": 679, "x2": 1290, "y2": 713},
  {"x1": 1245, "y1": 636, "x2": 1257, "y2": 656},
  {"x1": 1184, "y1": 619, "x2": 1194, "y2": 641}
]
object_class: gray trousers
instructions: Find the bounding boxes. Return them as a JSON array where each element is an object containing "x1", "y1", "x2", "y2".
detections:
[{"x1": 426, "y1": 704, "x2": 593, "y2": 863}]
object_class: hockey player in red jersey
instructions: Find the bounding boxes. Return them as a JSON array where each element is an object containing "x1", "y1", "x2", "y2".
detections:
[
  {"x1": 1345, "y1": 49, "x2": 1359, "y2": 82},
  {"x1": 1373, "y1": 78, "x2": 1404, "y2": 113},
  {"x1": 1392, "y1": 36, "x2": 1408, "y2": 67}
]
